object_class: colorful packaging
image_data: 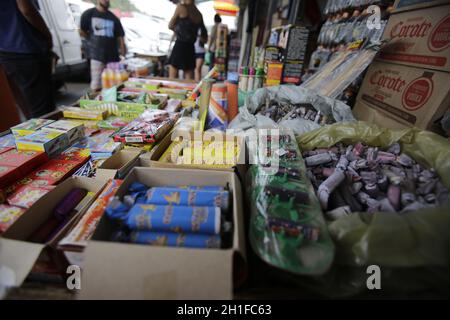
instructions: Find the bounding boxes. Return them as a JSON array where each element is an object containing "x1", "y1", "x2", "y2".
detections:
[
  {"x1": 56, "y1": 147, "x2": 91, "y2": 163},
  {"x1": 15, "y1": 131, "x2": 69, "y2": 157},
  {"x1": 0, "y1": 134, "x2": 16, "y2": 148},
  {"x1": 0, "y1": 147, "x2": 15, "y2": 155},
  {"x1": 7, "y1": 185, "x2": 53, "y2": 209},
  {"x1": 0, "y1": 149, "x2": 48, "y2": 169},
  {"x1": 380, "y1": 5, "x2": 450, "y2": 72},
  {"x1": 146, "y1": 187, "x2": 229, "y2": 211},
  {"x1": 123, "y1": 204, "x2": 221, "y2": 235},
  {"x1": 28, "y1": 159, "x2": 84, "y2": 185},
  {"x1": 0, "y1": 165, "x2": 22, "y2": 189},
  {"x1": 58, "y1": 179, "x2": 123, "y2": 251},
  {"x1": 206, "y1": 83, "x2": 228, "y2": 131},
  {"x1": 63, "y1": 107, "x2": 108, "y2": 121},
  {"x1": 41, "y1": 120, "x2": 85, "y2": 145},
  {"x1": 129, "y1": 231, "x2": 221, "y2": 248},
  {"x1": 266, "y1": 62, "x2": 284, "y2": 86},
  {"x1": 0, "y1": 204, "x2": 26, "y2": 233},
  {"x1": 79, "y1": 100, "x2": 149, "y2": 120},
  {"x1": 354, "y1": 60, "x2": 450, "y2": 131},
  {"x1": 10, "y1": 119, "x2": 54, "y2": 137}
]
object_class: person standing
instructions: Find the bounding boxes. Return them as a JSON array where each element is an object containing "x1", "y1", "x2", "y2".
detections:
[
  {"x1": 80, "y1": 0, "x2": 126, "y2": 92},
  {"x1": 0, "y1": 0, "x2": 55, "y2": 118},
  {"x1": 194, "y1": 29, "x2": 207, "y2": 82},
  {"x1": 168, "y1": 0, "x2": 207, "y2": 80},
  {"x1": 207, "y1": 14, "x2": 222, "y2": 71}
]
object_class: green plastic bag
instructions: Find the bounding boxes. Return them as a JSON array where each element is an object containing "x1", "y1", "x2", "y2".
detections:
[{"x1": 293, "y1": 121, "x2": 450, "y2": 297}]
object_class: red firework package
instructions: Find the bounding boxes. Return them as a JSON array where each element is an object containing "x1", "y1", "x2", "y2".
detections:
[
  {"x1": 0, "y1": 165, "x2": 22, "y2": 189},
  {"x1": 0, "y1": 147, "x2": 14, "y2": 155},
  {"x1": 0, "y1": 149, "x2": 48, "y2": 171},
  {"x1": 55, "y1": 147, "x2": 91, "y2": 163},
  {"x1": 0, "y1": 204, "x2": 26, "y2": 233},
  {"x1": 113, "y1": 110, "x2": 178, "y2": 144},
  {"x1": 7, "y1": 185, "x2": 54, "y2": 209},
  {"x1": 28, "y1": 159, "x2": 83, "y2": 185}
]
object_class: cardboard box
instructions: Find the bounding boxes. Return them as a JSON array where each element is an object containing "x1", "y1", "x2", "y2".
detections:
[
  {"x1": 15, "y1": 131, "x2": 70, "y2": 157},
  {"x1": 353, "y1": 100, "x2": 411, "y2": 130},
  {"x1": 0, "y1": 177, "x2": 107, "y2": 287},
  {"x1": 79, "y1": 167, "x2": 246, "y2": 299},
  {"x1": 354, "y1": 60, "x2": 450, "y2": 131},
  {"x1": 380, "y1": 5, "x2": 450, "y2": 72},
  {"x1": 392, "y1": 0, "x2": 450, "y2": 12},
  {"x1": 11, "y1": 119, "x2": 54, "y2": 137},
  {"x1": 41, "y1": 120, "x2": 85, "y2": 145},
  {"x1": 139, "y1": 131, "x2": 247, "y2": 180},
  {"x1": 96, "y1": 149, "x2": 142, "y2": 180}
]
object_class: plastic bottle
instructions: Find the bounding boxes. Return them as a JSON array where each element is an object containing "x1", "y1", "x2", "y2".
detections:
[{"x1": 102, "y1": 68, "x2": 113, "y2": 89}]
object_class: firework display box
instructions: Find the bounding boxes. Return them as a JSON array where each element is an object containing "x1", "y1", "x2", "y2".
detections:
[
  {"x1": 354, "y1": 60, "x2": 450, "y2": 132},
  {"x1": 10, "y1": 119, "x2": 55, "y2": 138},
  {"x1": 392, "y1": 0, "x2": 450, "y2": 12},
  {"x1": 15, "y1": 131, "x2": 70, "y2": 157},
  {"x1": 96, "y1": 149, "x2": 142, "y2": 180},
  {"x1": 80, "y1": 167, "x2": 246, "y2": 299},
  {"x1": 379, "y1": 4, "x2": 450, "y2": 72},
  {"x1": 41, "y1": 120, "x2": 85, "y2": 145},
  {"x1": 0, "y1": 177, "x2": 107, "y2": 288}
]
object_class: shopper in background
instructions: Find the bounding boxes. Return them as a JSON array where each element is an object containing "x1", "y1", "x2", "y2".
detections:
[
  {"x1": 168, "y1": 0, "x2": 207, "y2": 80},
  {"x1": 207, "y1": 14, "x2": 222, "y2": 71},
  {"x1": 80, "y1": 0, "x2": 126, "y2": 92},
  {"x1": 194, "y1": 29, "x2": 207, "y2": 82},
  {"x1": 0, "y1": 0, "x2": 56, "y2": 118}
]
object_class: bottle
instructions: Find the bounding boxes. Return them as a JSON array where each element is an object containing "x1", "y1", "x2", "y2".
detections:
[
  {"x1": 254, "y1": 68, "x2": 265, "y2": 90},
  {"x1": 102, "y1": 68, "x2": 113, "y2": 89},
  {"x1": 238, "y1": 66, "x2": 249, "y2": 92},
  {"x1": 247, "y1": 67, "x2": 255, "y2": 92}
]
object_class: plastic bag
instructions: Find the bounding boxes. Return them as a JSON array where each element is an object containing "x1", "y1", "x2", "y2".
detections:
[
  {"x1": 293, "y1": 121, "x2": 450, "y2": 297},
  {"x1": 230, "y1": 85, "x2": 355, "y2": 135},
  {"x1": 247, "y1": 131, "x2": 335, "y2": 275}
]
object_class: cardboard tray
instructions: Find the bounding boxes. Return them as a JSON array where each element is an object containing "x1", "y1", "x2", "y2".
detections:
[
  {"x1": 0, "y1": 177, "x2": 108, "y2": 287},
  {"x1": 79, "y1": 167, "x2": 246, "y2": 299}
]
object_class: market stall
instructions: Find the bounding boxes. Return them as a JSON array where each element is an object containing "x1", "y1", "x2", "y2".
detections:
[{"x1": 0, "y1": 0, "x2": 450, "y2": 300}]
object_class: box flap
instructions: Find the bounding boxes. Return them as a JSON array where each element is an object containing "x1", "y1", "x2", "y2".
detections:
[
  {"x1": 79, "y1": 241, "x2": 233, "y2": 299},
  {"x1": 0, "y1": 238, "x2": 45, "y2": 287}
]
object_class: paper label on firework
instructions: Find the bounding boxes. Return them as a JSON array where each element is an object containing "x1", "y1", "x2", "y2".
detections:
[
  {"x1": 355, "y1": 60, "x2": 450, "y2": 130},
  {"x1": 125, "y1": 136, "x2": 144, "y2": 143},
  {"x1": 126, "y1": 204, "x2": 221, "y2": 235},
  {"x1": 130, "y1": 231, "x2": 221, "y2": 248},
  {"x1": 58, "y1": 179, "x2": 123, "y2": 251},
  {"x1": 380, "y1": 5, "x2": 450, "y2": 72}
]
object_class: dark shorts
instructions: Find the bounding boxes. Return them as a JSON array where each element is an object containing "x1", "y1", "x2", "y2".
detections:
[
  {"x1": 0, "y1": 52, "x2": 55, "y2": 118},
  {"x1": 169, "y1": 41, "x2": 195, "y2": 71},
  {"x1": 195, "y1": 53, "x2": 205, "y2": 60}
]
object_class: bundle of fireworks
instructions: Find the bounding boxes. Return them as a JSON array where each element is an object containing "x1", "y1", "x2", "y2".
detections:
[
  {"x1": 104, "y1": 182, "x2": 232, "y2": 249},
  {"x1": 29, "y1": 188, "x2": 94, "y2": 243},
  {"x1": 0, "y1": 149, "x2": 48, "y2": 190},
  {"x1": 247, "y1": 132, "x2": 334, "y2": 275},
  {"x1": 58, "y1": 179, "x2": 123, "y2": 252},
  {"x1": 62, "y1": 106, "x2": 108, "y2": 121},
  {"x1": 73, "y1": 130, "x2": 122, "y2": 160},
  {"x1": 15, "y1": 131, "x2": 70, "y2": 157},
  {"x1": 256, "y1": 99, "x2": 335, "y2": 125},
  {"x1": 41, "y1": 120, "x2": 85, "y2": 145},
  {"x1": 11, "y1": 119, "x2": 55, "y2": 137},
  {"x1": 113, "y1": 110, "x2": 179, "y2": 144},
  {"x1": 303, "y1": 142, "x2": 450, "y2": 219}
]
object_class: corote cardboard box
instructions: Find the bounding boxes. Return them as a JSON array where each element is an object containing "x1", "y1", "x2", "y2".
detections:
[
  {"x1": 96, "y1": 149, "x2": 142, "y2": 180},
  {"x1": 0, "y1": 177, "x2": 107, "y2": 287},
  {"x1": 79, "y1": 167, "x2": 246, "y2": 299},
  {"x1": 380, "y1": 5, "x2": 450, "y2": 72},
  {"x1": 354, "y1": 60, "x2": 450, "y2": 131},
  {"x1": 393, "y1": 0, "x2": 450, "y2": 13}
]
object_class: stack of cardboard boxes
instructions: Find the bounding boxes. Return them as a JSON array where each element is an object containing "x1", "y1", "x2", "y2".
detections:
[{"x1": 353, "y1": 0, "x2": 450, "y2": 133}]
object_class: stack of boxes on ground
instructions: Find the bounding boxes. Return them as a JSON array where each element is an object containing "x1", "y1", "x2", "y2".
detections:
[{"x1": 354, "y1": 0, "x2": 450, "y2": 134}]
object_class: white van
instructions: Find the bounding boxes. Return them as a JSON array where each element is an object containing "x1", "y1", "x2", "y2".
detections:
[{"x1": 35, "y1": 0, "x2": 88, "y2": 84}]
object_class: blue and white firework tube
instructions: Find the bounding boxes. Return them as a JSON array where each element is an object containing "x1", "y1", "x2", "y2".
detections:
[
  {"x1": 145, "y1": 187, "x2": 229, "y2": 211},
  {"x1": 126, "y1": 204, "x2": 221, "y2": 235},
  {"x1": 129, "y1": 231, "x2": 221, "y2": 248}
]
